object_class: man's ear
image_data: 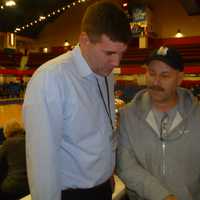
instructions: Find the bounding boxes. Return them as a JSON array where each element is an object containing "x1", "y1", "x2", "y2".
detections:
[{"x1": 79, "y1": 32, "x2": 90, "y2": 46}]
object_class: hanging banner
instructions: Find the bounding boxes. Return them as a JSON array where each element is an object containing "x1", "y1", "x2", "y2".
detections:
[{"x1": 130, "y1": 4, "x2": 153, "y2": 37}]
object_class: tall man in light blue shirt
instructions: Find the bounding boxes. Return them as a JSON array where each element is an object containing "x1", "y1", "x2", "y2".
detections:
[{"x1": 23, "y1": 1, "x2": 131, "y2": 200}]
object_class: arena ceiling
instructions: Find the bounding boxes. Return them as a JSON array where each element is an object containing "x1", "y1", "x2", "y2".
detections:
[
  {"x1": 0, "y1": 0, "x2": 200, "y2": 38},
  {"x1": 0, "y1": 0, "x2": 78, "y2": 37}
]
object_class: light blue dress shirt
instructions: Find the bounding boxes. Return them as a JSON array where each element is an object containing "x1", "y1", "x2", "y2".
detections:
[{"x1": 23, "y1": 45, "x2": 115, "y2": 200}]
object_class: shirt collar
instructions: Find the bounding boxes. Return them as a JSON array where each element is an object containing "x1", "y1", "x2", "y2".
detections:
[{"x1": 71, "y1": 45, "x2": 94, "y2": 78}]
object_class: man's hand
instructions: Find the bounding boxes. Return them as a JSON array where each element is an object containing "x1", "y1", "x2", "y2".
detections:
[{"x1": 164, "y1": 195, "x2": 177, "y2": 200}]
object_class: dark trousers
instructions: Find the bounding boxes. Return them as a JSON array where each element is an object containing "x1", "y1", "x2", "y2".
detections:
[{"x1": 61, "y1": 179, "x2": 112, "y2": 200}]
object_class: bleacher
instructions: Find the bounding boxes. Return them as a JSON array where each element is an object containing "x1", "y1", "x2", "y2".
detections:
[
  {"x1": 121, "y1": 44, "x2": 200, "y2": 66},
  {"x1": 0, "y1": 51, "x2": 63, "y2": 104},
  {"x1": 0, "y1": 44, "x2": 199, "y2": 70},
  {"x1": 0, "y1": 51, "x2": 23, "y2": 68},
  {"x1": 0, "y1": 51, "x2": 62, "y2": 69},
  {"x1": 0, "y1": 44, "x2": 200, "y2": 103},
  {"x1": 26, "y1": 52, "x2": 61, "y2": 68}
]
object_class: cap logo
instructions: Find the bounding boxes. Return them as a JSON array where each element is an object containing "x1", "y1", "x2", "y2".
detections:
[{"x1": 156, "y1": 46, "x2": 168, "y2": 56}]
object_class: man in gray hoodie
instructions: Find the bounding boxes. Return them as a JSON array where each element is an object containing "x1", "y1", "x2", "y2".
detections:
[{"x1": 116, "y1": 46, "x2": 200, "y2": 200}]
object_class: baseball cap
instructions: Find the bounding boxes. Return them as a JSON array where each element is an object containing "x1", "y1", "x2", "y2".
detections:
[{"x1": 145, "y1": 46, "x2": 184, "y2": 71}]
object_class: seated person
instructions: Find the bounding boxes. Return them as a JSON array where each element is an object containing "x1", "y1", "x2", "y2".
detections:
[{"x1": 0, "y1": 119, "x2": 29, "y2": 200}]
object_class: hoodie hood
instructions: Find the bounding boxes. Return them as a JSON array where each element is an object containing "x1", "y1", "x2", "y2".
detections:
[
  {"x1": 128, "y1": 87, "x2": 198, "y2": 121},
  {"x1": 123, "y1": 87, "x2": 199, "y2": 141}
]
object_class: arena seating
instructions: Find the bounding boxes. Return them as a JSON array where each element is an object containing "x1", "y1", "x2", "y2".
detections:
[
  {"x1": 121, "y1": 44, "x2": 200, "y2": 65},
  {"x1": 0, "y1": 44, "x2": 200, "y2": 103},
  {"x1": 26, "y1": 52, "x2": 61, "y2": 68},
  {"x1": 0, "y1": 51, "x2": 23, "y2": 68},
  {"x1": 0, "y1": 44, "x2": 199, "y2": 69},
  {"x1": 0, "y1": 52, "x2": 61, "y2": 69}
]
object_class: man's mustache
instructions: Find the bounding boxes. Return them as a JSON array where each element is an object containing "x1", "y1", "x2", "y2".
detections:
[{"x1": 148, "y1": 86, "x2": 164, "y2": 92}]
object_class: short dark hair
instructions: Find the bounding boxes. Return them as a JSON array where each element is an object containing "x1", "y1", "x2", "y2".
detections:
[{"x1": 81, "y1": 0, "x2": 132, "y2": 43}]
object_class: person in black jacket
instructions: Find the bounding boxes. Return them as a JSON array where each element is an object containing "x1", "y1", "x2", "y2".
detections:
[{"x1": 0, "y1": 119, "x2": 29, "y2": 200}]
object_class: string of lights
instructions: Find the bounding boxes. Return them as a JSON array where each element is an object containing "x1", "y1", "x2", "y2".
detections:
[{"x1": 14, "y1": 0, "x2": 90, "y2": 34}]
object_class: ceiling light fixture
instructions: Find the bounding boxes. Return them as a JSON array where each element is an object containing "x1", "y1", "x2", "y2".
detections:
[
  {"x1": 175, "y1": 29, "x2": 183, "y2": 38},
  {"x1": 39, "y1": 16, "x2": 46, "y2": 21},
  {"x1": 43, "y1": 47, "x2": 48, "y2": 53},
  {"x1": 123, "y1": 3, "x2": 128, "y2": 7},
  {"x1": 5, "y1": 0, "x2": 16, "y2": 7},
  {"x1": 64, "y1": 41, "x2": 70, "y2": 47}
]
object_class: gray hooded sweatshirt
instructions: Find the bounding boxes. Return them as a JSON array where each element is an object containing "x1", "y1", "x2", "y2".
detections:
[{"x1": 116, "y1": 87, "x2": 200, "y2": 200}]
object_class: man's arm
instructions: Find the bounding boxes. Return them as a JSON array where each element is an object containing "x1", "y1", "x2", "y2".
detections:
[
  {"x1": 23, "y1": 70, "x2": 63, "y2": 200},
  {"x1": 116, "y1": 110, "x2": 174, "y2": 200}
]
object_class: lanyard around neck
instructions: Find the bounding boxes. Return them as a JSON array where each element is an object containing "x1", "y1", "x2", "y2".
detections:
[{"x1": 96, "y1": 76, "x2": 114, "y2": 130}]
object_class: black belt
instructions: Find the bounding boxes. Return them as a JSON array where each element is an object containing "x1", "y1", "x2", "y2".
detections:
[{"x1": 62, "y1": 178, "x2": 112, "y2": 200}]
